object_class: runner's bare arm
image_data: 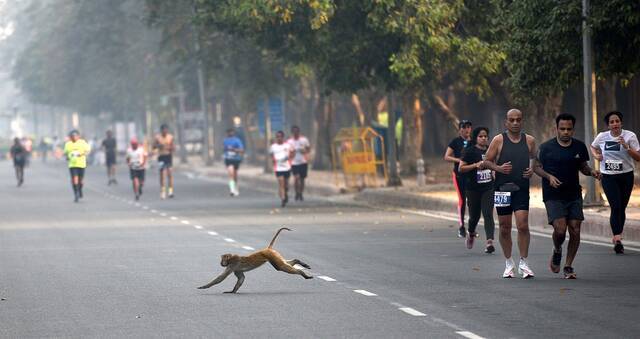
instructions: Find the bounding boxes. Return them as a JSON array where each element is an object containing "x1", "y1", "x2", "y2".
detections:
[
  {"x1": 483, "y1": 134, "x2": 511, "y2": 174},
  {"x1": 589, "y1": 145, "x2": 603, "y2": 161},
  {"x1": 579, "y1": 161, "x2": 601, "y2": 179},
  {"x1": 443, "y1": 147, "x2": 460, "y2": 164},
  {"x1": 522, "y1": 135, "x2": 536, "y2": 178},
  {"x1": 458, "y1": 160, "x2": 481, "y2": 173}
]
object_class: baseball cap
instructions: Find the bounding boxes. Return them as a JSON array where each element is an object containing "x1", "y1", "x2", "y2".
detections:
[{"x1": 458, "y1": 120, "x2": 472, "y2": 128}]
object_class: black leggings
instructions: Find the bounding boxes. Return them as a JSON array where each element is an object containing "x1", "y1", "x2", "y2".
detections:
[
  {"x1": 601, "y1": 171, "x2": 634, "y2": 236},
  {"x1": 466, "y1": 189, "x2": 495, "y2": 240}
]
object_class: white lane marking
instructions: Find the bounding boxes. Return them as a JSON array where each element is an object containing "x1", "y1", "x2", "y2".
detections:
[
  {"x1": 142, "y1": 206, "x2": 149, "y2": 210},
  {"x1": 207, "y1": 231, "x2": 218, "y2": 236},
  {"x1": 353, "y1": 290, "x2": 377, "y2": 297},
  {"x1": 456, "y1": 331, "x2": 486, "y2": 339},
  {"x1": 224, "y1": 238, "x2": 236, "y2": 243},
  {"x1": 194, "y1": 225, "x2": 204, "y2": 230},
  {"x1": 135, "y1": 203, "x2": 141, "y2": 207},
  {"x1": 317, "y1": 276, "x2": 337, "y2": 282},
  {"x1": 181, "y1": 220, "x2": 190, "y2": 225},
  {"x1": 170, "y1": 216, "x2": 178, "y2": 221},
  {"x1": 401, "y1": 209, "x2": 640, "y2": 252},
  {"x1": 160, "y1": 213, "x2": 167, "y2": 217},
  {"x1": 242, "y1": 246, "x2": 255, "y2": 251},
  {"x1": 399, "y1": 307, "x2": 426, "y2": 317},
  {"x1": 151, "y1": 209, "x2": 158, "y2": 213}
]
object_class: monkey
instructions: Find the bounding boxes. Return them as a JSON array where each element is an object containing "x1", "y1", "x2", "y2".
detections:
[{"x1": 197, "y1": 227, "x2": 313, "y2": 293}]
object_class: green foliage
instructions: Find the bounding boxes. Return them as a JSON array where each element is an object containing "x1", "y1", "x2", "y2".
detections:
[{"x1": 499, "y1": 0, "x2": 640, "y2": 102}]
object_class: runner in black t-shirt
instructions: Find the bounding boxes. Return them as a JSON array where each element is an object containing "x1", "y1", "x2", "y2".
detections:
[
  {"x1": 444, "y1": 120, "x2": 472, "y2": 238},
  {"x1": 10, "y1": 137, "x2": 27, "y2": 187},
  {"x1": 459, "y1": 127, "x2": 495, "y2": 253},
  {"x1": 534, "y1": 113, "x2": 600, "y2": 279},
  {"x1": 101, "y1": 130, "x2": 117, "y2": 185}
]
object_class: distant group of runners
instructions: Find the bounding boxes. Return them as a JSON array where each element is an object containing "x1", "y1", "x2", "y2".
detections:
[
  {"x1": 445, "y1": 109, "x2": 639, "y2": 279},
  {"x1": 17, "y1": 123, "x2": 312, "y2": 207}
]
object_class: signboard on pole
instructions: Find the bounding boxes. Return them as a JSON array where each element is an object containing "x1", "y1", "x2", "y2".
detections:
[{"x1": 257, "y1": 98, "x2": 285, "y2": 136}]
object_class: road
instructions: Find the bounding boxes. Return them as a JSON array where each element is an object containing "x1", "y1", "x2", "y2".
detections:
[{"x1": 1, "y1": 160, "x2": 639, "y2": 338}]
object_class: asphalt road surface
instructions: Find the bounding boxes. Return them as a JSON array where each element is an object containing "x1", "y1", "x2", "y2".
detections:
[{"x1": 1, "y1": 160, "x2": 639, "y2": 338}]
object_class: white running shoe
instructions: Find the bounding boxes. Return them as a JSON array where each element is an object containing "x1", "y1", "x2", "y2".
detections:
[
  {"x1": 503, "y1": 258, "x2": 516, "y2": 278},
  {"x1": 518, "y1": 257, "x2": 535, "y2": 279}
]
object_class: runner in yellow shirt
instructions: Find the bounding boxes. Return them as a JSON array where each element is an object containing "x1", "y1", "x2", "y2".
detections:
[{"x1": 64, "y1": 130, "x2": 91, "y2": 202}]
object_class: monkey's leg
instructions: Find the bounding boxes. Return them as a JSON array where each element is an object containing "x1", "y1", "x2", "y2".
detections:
[
  {"x1": 197, "y1": 268, "x2": 232, "y2": 289},
  {"x1": 286, "y1": 259, "x2": 311, "y2": 269},
  {"x1": 269, "y1": 257, "x2": 313, "y2": 279},
  {"x1": 224, "y1": 272, "x2": 245, "y2": 294}
]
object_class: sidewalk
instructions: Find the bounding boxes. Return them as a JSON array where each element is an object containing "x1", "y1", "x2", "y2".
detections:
[{"x1": 177, "y1": 156, "x2": 640, "y2": 244}]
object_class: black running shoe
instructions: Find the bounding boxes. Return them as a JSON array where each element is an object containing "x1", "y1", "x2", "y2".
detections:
[
  {"x1": 563, "y1": 266, "x2": 576, "y2": 279},
  {"x1": 458, "y1": 226, "x2": 466, "y2": 238},
  {"x1": 550, "y1": 248, "x2": 562, "y2": 273},
  {"x1": 299, "y1": 193, "x2": 304, "y2": 201},
  {"x1": 485, "y1": 244, "x2": 495, "y2": 254},
  {"x1": 614, "y1": 241, "x2": 624, "y2": 254}
]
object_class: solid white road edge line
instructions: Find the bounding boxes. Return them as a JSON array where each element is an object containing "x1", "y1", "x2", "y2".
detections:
[
  {"x1": 353, "y1": 289, "x2": 377, "y2": 297},
  {"x1": 401, "y1": 209, "x2": 640, "y2": 252}
]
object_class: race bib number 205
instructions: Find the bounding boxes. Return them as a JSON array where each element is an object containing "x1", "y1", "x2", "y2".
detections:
[{"x1": 494, "y1": 191, "x2": 511, "y2": 207}]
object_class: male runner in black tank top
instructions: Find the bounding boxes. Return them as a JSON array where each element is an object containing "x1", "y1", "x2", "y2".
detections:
[{"x1": 484, "y1": 109, "x2": 537, "y2": 279}]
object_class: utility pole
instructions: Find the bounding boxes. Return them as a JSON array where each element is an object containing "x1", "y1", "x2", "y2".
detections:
[
  {"x1": 263, "y1": 97, "x2": 272, "y2": 173},
  {"x1": 386, "y1": 94, "x2": 402, "y2": 186},
  {"x1": 191, "y1": 2, "x2": 213, "y2": 166},
  {"x1": 582, "y1": 0, "x2": 600, "y2": 205},
  {"x1": 177, "y1": 83, "x2": 188, "y2": 164}
]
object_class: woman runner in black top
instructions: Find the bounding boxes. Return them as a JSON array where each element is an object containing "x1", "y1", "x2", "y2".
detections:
[{"x1": 459, "y1": 127, "x2": 495, "y2": 253}]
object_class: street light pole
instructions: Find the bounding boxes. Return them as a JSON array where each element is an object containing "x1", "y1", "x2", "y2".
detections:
[
  {"x1": 191, "y1": 2, "x2": 213, "y2": 166},
  {"x1": 582, "y1": 0, "x2": 600, "y2": 205}
]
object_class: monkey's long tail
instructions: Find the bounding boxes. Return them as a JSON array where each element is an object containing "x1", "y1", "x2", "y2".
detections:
[{"x1": 268, "y1": 227, "x2": 292, "y2": 248}]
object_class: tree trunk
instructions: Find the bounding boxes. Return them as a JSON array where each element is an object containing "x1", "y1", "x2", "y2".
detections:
[
  {"x1": 400, "y1": 92, "x2": 424, "y2": 174},
  {"x1": 432, "y1": 92, "x2": 461, "y2": 131},
  {"x1": 534, "y1": 93, "x2": 564, "y2": 142},
  {"x1": 312, "y1": 90, "x2": 331, "y2": 169},
  {"x1": 597, "y1": 76, "x2": 618, "y2": 129},
  {"x1": 351, "y1": 93, "x2": 368, "y2": 126}
]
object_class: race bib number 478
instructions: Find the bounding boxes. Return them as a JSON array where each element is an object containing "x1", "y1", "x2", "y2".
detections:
[{"x1": 494, "y1": 191, "x2": 511, "y2": 207}]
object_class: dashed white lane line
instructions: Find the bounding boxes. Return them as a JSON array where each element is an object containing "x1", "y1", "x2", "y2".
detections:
[
  {"x1": 207, "y1": 231, "x2": 218, "y2": 236},
  {"x1": 399, "y1": 307, "x2": 426, "y2": 317},
  {"x1": 224, "y1": 238, "x2": 236, "y2": 243},
  {"x1": 194, "y1": 225, "x2": 204, "y2": 230},
  {"x1": 170, "y1": 216, "x2": 178, "y2": 221},
  {"x1": 241, "y1": 246, "x2": 255, "y2": 251},
  {"x1": 160, "y1": 213, "x2": 167, "y2": 217},
  {"x1": 151, "y1": 209, "x2": 158, "y2": 213},
  {"x1": 456, "y1": 331, "x2": 486, "y2": 339},
  {"x1": 181, "y1": 220, "x2": 190, "y2": 225},
  {"x1": 353, "y1": 289, "x2": 377, "y2": 297},
  {"x1": 317, "y1": 276, "x2": 337, "y2": 282},
  {"x1": 142, "y1": 206, "x2": 149, "y2": 210}
]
